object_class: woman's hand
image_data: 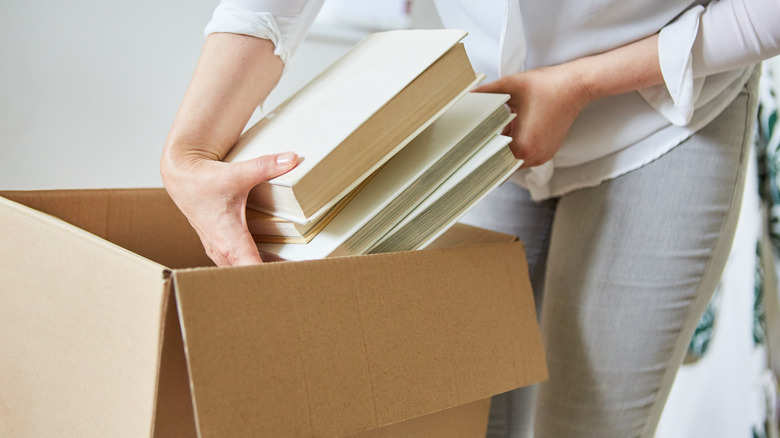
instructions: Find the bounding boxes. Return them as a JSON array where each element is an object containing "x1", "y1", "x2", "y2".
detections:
[
  {"x1": 475, "y1": 33, "x2": 663, "y2": 168},
  {"x1": 161, "y1": 33, "x2": 286, "y2": 266},
  {"x1": 475, "y1": 65, "x2": 592, "y2": 168},
  {"x1": 161, "y1": 151, "x2": 297, "y2": 266}
]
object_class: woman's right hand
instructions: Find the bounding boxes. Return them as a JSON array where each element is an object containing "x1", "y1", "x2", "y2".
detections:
[
  {"x1": 161, "y1": 33, "x2": 287, "y2": 266},
  {"x1": 161, "y1": 150, "x2": 297, "y2": 267}
]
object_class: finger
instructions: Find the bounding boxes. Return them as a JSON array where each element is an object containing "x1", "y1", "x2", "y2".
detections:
[
  {"x1": 207, "y1": 221, "x2": 264, "y2": 266},
  {"x1": 517, "y1": 151, "x2": 539, "y2": 169},
  {"x1": 501, "y1": 117, "x2": 516, "y2": 136},
  {"x1": 189, "y1": 198, "x2": 264, "y2": 266},
  {"x1": 232, "y1": 151, "x2": 299, "y2": 190},
  {"x1": 519, "y1": 156, "x2": 539, "y2": 169},
  {"x1": 223, "y1": 193, "x2": 272, "y2": 266},
  {"x1": 517, "y1": 148, "x2": 553, "y2": 169},
  {"x1": 473, "y1": 77, "x2": 509, "y2": 94},
  {"x1": 512, "y1": 142, "x2": 541, "y2": 167},
  {"x1": 227, "y1": 231, "x2": 264, "y2": 266},
  {"x1": 509, "y1": 137, "x2": 544, "y2": 166}
]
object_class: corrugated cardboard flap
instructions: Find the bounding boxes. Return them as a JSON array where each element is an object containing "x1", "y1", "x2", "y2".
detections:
[
  {"x1": 342, "y1": 398, "x2": 492, "y2": 438},
  {"x1": 172, "y1": 241, "x2": 546, "y2": 438},
  {"x1": 0, "y1": 188, "x2": 212, "y2": 269},
  {"x1": 0, "y1": 194, "x2": 171, "y2": 437}
]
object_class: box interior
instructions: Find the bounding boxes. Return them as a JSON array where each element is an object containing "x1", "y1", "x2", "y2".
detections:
[{"x1": 0, "y1": 188, "x2": 212, "y2": 269}]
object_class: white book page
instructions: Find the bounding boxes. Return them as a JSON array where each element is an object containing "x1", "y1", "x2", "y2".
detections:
[
  {"x1": 257, "y1": 93, "x2": 510, "y2": 261},
  {"x1": 369, "y1": 134, "x2": 517, "y2": 252}
]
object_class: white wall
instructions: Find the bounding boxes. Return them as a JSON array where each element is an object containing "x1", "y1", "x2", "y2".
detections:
[
  {"x1": 0, "y1": 1, "x2": 215, "y2": 189},
  {"x1": 0, "y1": 1, "x2": 421, "y2": 190}
]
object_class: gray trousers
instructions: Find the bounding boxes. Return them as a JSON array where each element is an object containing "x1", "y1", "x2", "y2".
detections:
[{"x1": 460, "y1": 72, "x2": 759, "y2": 438}]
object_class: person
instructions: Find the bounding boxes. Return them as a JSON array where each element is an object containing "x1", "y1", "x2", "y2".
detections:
[{"x1": 160, "y1": 0, "x2": 780, "y2": 436}]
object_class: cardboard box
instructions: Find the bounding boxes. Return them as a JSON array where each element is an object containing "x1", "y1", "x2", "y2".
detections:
[{"x1": 0, "y1": 188, "x2": 547, "y2": 438}]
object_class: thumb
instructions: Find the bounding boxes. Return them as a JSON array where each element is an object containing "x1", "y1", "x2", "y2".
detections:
[{"x1": 232, "y1": 151, "x2": 299, "y2": 189}]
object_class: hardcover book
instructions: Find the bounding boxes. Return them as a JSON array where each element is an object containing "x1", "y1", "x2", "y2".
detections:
[{"x1": 225, "y1": 29, "x2": 480, "y2": 224}]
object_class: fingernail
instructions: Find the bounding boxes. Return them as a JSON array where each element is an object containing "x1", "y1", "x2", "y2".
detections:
[{"x1": 276, "y1": 152, "x2": 296, "y2": 166}]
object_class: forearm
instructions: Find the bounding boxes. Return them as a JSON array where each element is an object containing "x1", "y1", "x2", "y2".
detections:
[
  {"x1": 570, "y1": 0, "x2": 780, "y2": 102},
  {"x1": 161, "y1": 33, "x2": 283, "y2": 174},
  {"x1": 571, "y1": 33, "x2": 663, "y2": 103}
]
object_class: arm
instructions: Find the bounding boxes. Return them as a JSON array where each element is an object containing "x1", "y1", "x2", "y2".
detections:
[
  {"x1": 475, "y1": 34, "x2": 663, "y2": 167},
  {"x1": 692, "y1": 0, "x2": 780, "y2": 77},
  {"x1": 161, "y1": 33, "x2": 296, "y2": 266},
  {"x1": 479, "y1": 0, "x2": 780, "y2": 168},
  {"x1": 161, "y1": 1, "x2": 324, "y2": 266}
]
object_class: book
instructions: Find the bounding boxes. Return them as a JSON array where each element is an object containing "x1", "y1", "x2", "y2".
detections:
[
  {"x1": 248, "y1": 92, "x2": 511, "y2": 245},
  {"x1": 225, "y1": 29, "x2": 481, "y2": 224},
  {"x1": 246, "y1": 172, "x2": 373, "y2": 244},
  {"x1": 367, "y1": 135, "x2": 521, "y2": 254},
  {"x1": 257, "y1": 92, "x2": 518, "y2": 261}
]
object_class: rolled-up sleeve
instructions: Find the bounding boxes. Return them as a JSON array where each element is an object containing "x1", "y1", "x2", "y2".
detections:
[
  {"x1": 639, "y1": 0, "x2": 780, "y2": 126},
  {"x1": 204, "y1": 0, "x2": 325, "y2": 64}
]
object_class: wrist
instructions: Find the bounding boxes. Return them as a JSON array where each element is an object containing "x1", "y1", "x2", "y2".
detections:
[
  {"x1": 564, "y1": 57, "x2": 599, "y2": 107},
  {"x1": 159, "y1": 147, "x2": 186, "y2": 189},
  {"x1": 160, "y1": 140, "x2": 211, "y2": 188},
  {"x1": 566, "y1": 33, "x2": 663, "y2": 103}
]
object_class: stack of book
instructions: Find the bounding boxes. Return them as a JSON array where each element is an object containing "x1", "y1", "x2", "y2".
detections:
[{"x1": 224, "y1": 29, "x2": 522, "y2": 261}]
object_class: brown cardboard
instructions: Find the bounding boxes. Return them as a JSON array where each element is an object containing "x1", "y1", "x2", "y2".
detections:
[
  {"x1": 0, "y1": 188, "x2": 546, "y2": 438},
  {"x1": 345, "y1": 398, "x2": 491, "y2": 438}
]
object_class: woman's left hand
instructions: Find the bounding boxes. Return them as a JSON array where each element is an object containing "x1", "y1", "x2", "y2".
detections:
[
  {"x1": 474, "y1": 64, "x2": 592, "y2": 168},
  {"x1": 475, "y1": 33, "x2": 664, "y2": 168}
]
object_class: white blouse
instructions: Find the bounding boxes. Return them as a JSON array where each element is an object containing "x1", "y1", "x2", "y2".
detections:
[{"x1": 205, "y1": 0, "x2": 780, "y2": 200}]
